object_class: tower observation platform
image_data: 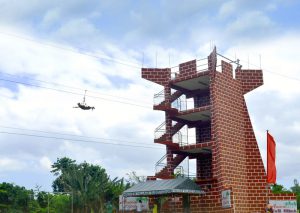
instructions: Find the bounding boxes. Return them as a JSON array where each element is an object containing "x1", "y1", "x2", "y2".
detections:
[{"x1": 141, "y1": 47, "x2": 296, "y2": 212}]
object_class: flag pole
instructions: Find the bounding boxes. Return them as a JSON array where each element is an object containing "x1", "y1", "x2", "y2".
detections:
[{"x1": 266, "y1": 130, "x2": 269, "y2": 206}]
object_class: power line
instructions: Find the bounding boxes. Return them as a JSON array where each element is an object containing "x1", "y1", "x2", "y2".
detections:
[
  {"x1": 226, "y1": 53, "x2": 300, "y2": 82},
  {"x1": 264, "y1": 69, "x2": 300, "y2": 82},
  {"x1": 0, "y1": 77, "x2": 152, "y2": 109},
  {"x1": 0, "y1": 125, "x2": 155, "y2": 146},
  {"x1": 1, "y1": 30, "x2": 299, "y2": 83},
  {"x1": 0, "y1": 71, "x2": 152, "y2": 105},
  {"x1": 0, "y1": 31, "x2": 141, "y2": 69},
  {"x1": 0, "y1": 131, "x2": 160, "y2": 150}
]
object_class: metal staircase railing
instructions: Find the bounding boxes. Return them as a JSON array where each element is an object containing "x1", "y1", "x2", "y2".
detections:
[
  {"x1": 153, "y1": 89, "x2": 183, "y2": 108},
  {"x1": 153, "y1": 89, "x2": 165, "y2": 106},
  {"x1": 155, "y1": 154, "x2": 185, "y2": 176},
  {"x1": 154, "y1": 121, "x2": 166, "y2": 140},
  {"x1": 154, "y1": 121, "x2": 188, "y2": 146},
  {"x1": 172, "y1": 131, "x2": 188, "y2": 146},
  {"x1": 171, "y1": 97, "x2": 182, "y2": 111},
  {"x1": 155, "y1": 154, "x2": 167, "y2": 173}
]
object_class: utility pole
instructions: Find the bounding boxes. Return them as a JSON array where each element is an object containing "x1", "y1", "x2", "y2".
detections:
[
  {"x1": 48, "y1": 193, "x2": 50, "y2": 213},
  {"x1": 71, "y1": 192, "x2": 74, "y2": 213}
]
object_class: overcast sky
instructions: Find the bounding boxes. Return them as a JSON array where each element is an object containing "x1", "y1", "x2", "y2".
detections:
[{"x1": 0, "y1": 0, "x2": 300, "y2": 191}]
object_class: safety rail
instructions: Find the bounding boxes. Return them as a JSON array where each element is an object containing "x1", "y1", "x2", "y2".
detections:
[
  {"x1": 216, "y1": 53, "x2": 242, "y2": 74},
  {"x1": 153, "y1": 89, "x2": 183, "y2": 108},
  {"x1": 154, "y1": 121, "x2": 166, "y2": 140},
  {"x1": 155, "y1": 154, "x2": 184, "y2": 175},
  {"x1": 183, "y1": 173, "x2": 197, "y2": 180},
  {"x1": 172, "y1": 131, "x2": 188, "y2": 146},
  {"x1": 153, "y1": 89, "x2": 165, "y2": 106},
  {"x1": 196, "y1": 57, "x2": 209, "y2": 72},
  {"x1": 170, "y1": 57, "x2": 209, "y2": 80},
  {"x1": 155, "y1": 154, "x2": 167, "y2": 173},
  {"x1": 154, "y1": 121, "x2": 188, "y2": 146},
  {"x1": 171, "y1": 97, "x2": 182, "y2": 111},
  {"x1": 153, "y1": 90, "x2": 204, "y2": 112}
]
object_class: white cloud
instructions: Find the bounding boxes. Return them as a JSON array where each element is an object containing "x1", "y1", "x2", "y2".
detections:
[
  {"x1": 225, "y1": 32, "x2": 300, "y2": 97},
  {"x1": 0, "y1": 157, "x2": 26, "y2": 171},
  {"x1": 218, "y1": 1, "x2": 236, "y2": 18},
  {"x1": 39, "y1": 156, "x2": 52, "y2": 171},
  {"x1": 226, "y1": 11, "x2": 275, "y2": 36}
]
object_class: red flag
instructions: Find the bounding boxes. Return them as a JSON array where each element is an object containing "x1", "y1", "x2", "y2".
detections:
[{"x1": 267, "y1": 132, "x2": 276, "y2": 183}]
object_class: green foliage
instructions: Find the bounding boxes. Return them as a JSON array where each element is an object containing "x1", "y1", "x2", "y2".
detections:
[
  {"x1": 50, "y1": 194, "x2": 71, "y2": 213},
  {"x1": 271, "y1": 183, "x2": 292, "y2": 194},
  {"x1": 51, "y1": 157, "x2": 129, "y2": 212},
  {"x1": 106, "y1": 177, "x2": 130, "y2": 209},
  {"x1": 0, "y1": 182, "x2": 37, "y2": 212},
  {"x1": 37, "y1": 191, "x2": 48, "y2": 208},
  {"x1": 291, "y1": 179, "x2": 300, "y2": 210},
  {"x1": 0, "y1": 157, "x2": 129, "y2": 213}
]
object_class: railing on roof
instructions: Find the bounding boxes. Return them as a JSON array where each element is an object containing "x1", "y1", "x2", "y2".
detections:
[
  {"x1": 216, "y1": 53, "x2": 242, "y2": 75},
  {"x1": 170, "y1": 57, "x2": 209, "y2": 80},
  {"x1": 170, "y1": 53, "x2": 242, "y2": 80}
]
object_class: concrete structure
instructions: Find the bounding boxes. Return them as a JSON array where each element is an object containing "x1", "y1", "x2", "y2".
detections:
[{"x1": 141, "y1": 47, "x2": 295, "y2": 212}]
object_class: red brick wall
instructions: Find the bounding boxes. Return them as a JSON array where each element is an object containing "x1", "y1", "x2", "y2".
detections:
[
  {"x1": 141, "y1": 68, "x2": 171, "y2": 86},
  {"x1": 178, "y1": 60, "x2": 197, "y2": 78},
  {"x1": 190, "y1": 60, "x2": 295, "y2": 212},
  {"x1": 209, "y1": 61, "x2": 249, "y2": 212},
  {"x1": 236, "y1": 69, "x2": 263, "y2": 94}
]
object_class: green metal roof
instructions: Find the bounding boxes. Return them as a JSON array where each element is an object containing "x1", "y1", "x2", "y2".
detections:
[{"x1": 123, "y1": 178, "x2": 204, "y2": 197}]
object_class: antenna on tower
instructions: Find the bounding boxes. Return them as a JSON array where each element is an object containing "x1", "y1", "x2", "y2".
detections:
[
  {"x1": 142, "y1": 52, "x2": 144, "y2": 68},
  {"x1": 259, "y1": 54, "x2": 262, "y2": 69},
  {"x1": 155, "y1": 51, "x2": 158, "y2": 68}
]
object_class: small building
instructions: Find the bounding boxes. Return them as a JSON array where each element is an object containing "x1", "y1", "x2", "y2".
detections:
[{"x1": 122, "y1": 178, "x2": 204, "y2": 212}]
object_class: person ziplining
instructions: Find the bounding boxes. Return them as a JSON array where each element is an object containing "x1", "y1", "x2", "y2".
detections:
[{"x1": 73, "y1": 90, "x2": 95, "y2": 110}]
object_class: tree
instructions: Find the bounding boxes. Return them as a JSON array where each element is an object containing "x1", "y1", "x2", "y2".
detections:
[
  {"x1": 50, "y1": 194, "x2": 71, "y2": 213},
  {"x1": 51, "y1": 157, "x2": 76, "y2": 192},
  {"x1": 271, "y1": 183, "x2": 292, "y2": 194},
  {"x1": 290, "y1": 179, "x2": 300, "y2": 210},
  {"x1": 0, "y1": 182, "x2": 37, "y2": 212},
  {"x1": 105, "y1": 177, "x2": 130, "y2": 210},
  {"x1": 51, "y1": 157, "x2": 111, "y2": 213}
]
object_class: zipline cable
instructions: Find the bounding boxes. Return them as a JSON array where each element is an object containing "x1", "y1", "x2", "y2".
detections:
[
  {"x1": 0, "y1": 125, "x2": 156, "y2": 147},
  {"x1": 0, "y1": 77, "x2": 152, "y2": 109},
  {"x1": 0, "y1": 31, "x2": 141, "y2": 68},
  {"x1": 0, "y1": 131, "x2": 161, "y2": 150},
  {"x1": 0, "y1": 71, "x2": 152, "y2": 105}
]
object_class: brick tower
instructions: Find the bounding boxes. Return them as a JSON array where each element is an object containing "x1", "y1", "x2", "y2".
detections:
[{"x1": 141, "y1": 47, "x2": 295, "y2": 212}]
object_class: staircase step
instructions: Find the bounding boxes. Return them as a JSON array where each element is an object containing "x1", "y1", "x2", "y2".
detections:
[
  {"x1": 173, "y1": 154, "x2": 186, "y2": 165},
  {"x1": 154, "y1": 140, "x2": 179, "y2": 148},
  {"x1": 153, "y1": 90, "x2": 182, "y2": 112}
]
